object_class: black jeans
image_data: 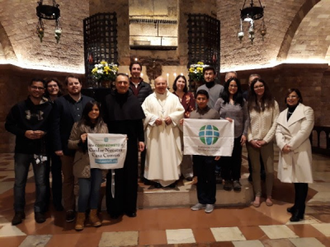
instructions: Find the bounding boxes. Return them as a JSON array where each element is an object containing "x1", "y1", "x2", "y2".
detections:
[
  {"x1": 45, "y1": 153, "x2": 62, "y2": 208},
  {"x1": 14, "y1": 153, "x2": 47, "y2": 213},
  {"x1": 221, "y1": 136, "x2": 242, "y2": 181},
  {"x1": 193, "y1": 155, "x2": 216, "y2": 204},
  {"x1": 293, "y1": 183, "x2": 308, "y2": 215}
]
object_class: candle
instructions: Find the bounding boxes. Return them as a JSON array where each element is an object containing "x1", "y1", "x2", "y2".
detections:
[{"x1": 166, "y1": 73, "x2": 169, "y2": 83}]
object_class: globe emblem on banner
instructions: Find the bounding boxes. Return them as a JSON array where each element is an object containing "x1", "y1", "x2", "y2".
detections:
[
  {"x1": 199, "y1": 125, "x2": 220, "y2": 145},
  {"x1": 104, "y1": 137, "x2": 109, "y2": 142}
]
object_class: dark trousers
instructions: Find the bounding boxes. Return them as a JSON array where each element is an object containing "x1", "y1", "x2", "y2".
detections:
[
  {"x1": 221, "y1": 136, "x2": 242, "y2": 181},
  {"x1": 45, "y1": 153, "x2": 62, "y2": 208},
  {"x1": 14, "y1": 153, "x2": 47, "y2": 213},
  {"x1": 293, "y1": 183, "x2": 308, "y2": 215},
  {"x1": 193, "y1": 155, "x2": 216, "y2": 204},
  {"x1": 140, "y1": 149, "x2": 146, "y2": 178},
  {"x1": 106, "y1": 149, "x2": 138, "y2": 216}
]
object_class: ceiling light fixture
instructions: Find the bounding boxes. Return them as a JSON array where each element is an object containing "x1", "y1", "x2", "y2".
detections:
[
  {"x1": 238, "y1": 0, "x2": 266, "y2": 44},
  {"x1": 36, "y1": 0, "x2": 61, "y2": 43}
]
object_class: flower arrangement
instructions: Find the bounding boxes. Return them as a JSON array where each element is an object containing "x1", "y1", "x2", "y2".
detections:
[
  {"x1": 188, "y1": 61, "x2": 209, "y2": 82},
  {"x1": 91, "y1": 61, "x2": 119, "y2": 82}
]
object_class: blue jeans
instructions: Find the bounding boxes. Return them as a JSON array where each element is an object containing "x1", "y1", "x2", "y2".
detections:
[
  {"x1": 14, "y1": 153, "x2": 47, "y2": 213},
  {"x1": 78, "y1": 169, "x2": 102, "y2": 212}
]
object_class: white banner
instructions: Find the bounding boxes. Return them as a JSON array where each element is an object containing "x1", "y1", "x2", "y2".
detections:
[
  {"x1": 87, "y1": 133, "x2": 127, "y2": 169},
  {"x1": 183, "y1": 119, "x2": 234, "y2": 156}
]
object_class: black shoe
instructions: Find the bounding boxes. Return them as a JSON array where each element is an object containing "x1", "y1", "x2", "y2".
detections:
[
  {"x1": 109, "y1": 213, "x2": 122, "y2": 219},
  {"x1": 290, "y1": 211, "x2": 304, "y2": 222},
  {"x1": 167, "y1": 182, "x2": 176, "y2": 188},
  {"x1": 65, "y1": 210, "x2": 76, "y2": 223},
  {"x1": 126, "y1": 212, "x2": 137, "y2": 217},
  {"x1": 143, "y1": 178, "x2": 151, "y2": 185},
  {"x1": 154, "y1": 183, "x2": 162, "y2": 188},
  {"x1": 223, "y1": 180, "x2": 232, "y2": 191},
  {"x1": 287, "y1": 206, "x2": 295, "y2": 213},
  {"x1": 233, "y1": 180, "x2": 241, "y2": 192},
  {"x1": 35, "y1": 212, "x2": 46, "y2": 223},
  {"x1": 12, "y1": 212, "x2": 25, "y2": 225}
]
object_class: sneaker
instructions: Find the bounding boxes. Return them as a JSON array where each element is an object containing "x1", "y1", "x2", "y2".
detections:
[
  {"x1": 11, "y1": 212, "x2": 25, "y2": 225},
  {"x1": 66, "y1": 210, "x2": 76, "y2": 223},
  {"x1": 205, "y1": 204, "x2": 214, "y2": 213},
  {"x1": 35, "y1": 212, "x2": 46, "y2": 223},
  {"x1": 233, "y1": 180, "x2": 241, "y2": 192},
  {"x1": 223, "y1": 180, "x2": 232, "y2": 191},
  {"x1": 191, "y1": 203, "x2": 206, "y2": 211}
]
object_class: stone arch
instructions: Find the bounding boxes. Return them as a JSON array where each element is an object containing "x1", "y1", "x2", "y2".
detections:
[
  {"x1": 0, "y1": 21, "x2": 17, "y2": 62},
  {"x1": 276, "y1": 0, "x2": 321, "y2": 61}
]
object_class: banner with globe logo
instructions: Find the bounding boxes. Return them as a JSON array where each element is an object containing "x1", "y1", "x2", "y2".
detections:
[
  {"x1": 183, "y1": 119, "x2": 234, "y2": 156},
  {"x1": 87, "y1": 133, "x2": 127, "y2": 169}
]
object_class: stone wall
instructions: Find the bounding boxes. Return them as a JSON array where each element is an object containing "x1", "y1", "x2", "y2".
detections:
[
  {"x1": 217, "y1": 0, "x2": 325, "y2": 71},
  {"x1": 0, "y1": 0, "x2": 89, "y2": 72},
  {"x1": 287, "y1": 0, "x2": 330, "y2": 61}
]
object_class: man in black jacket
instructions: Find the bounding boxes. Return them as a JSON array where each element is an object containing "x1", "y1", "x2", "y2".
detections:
[
  {"x1": 128, "y1": 61, "x2": 152, "y2": 184},
  {"x1": 52, "y1": 75, "x2": 93, "y2": 223},
  {"x1": 5, "y1": 78, "x2": 53, "y2": 225}
]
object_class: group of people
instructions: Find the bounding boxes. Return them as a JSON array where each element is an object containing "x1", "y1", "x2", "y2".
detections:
[
  {"x1": 188, "y1": 67, "x2": 314, "y2": 222},
  {"x1": 5, "y1": 61, "x2": 314, "y2": 232}
]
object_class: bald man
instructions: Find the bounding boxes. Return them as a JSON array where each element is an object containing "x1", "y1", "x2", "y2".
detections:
[{"x1": 142, "y1": 77, "x2": 184, "y2": 188}]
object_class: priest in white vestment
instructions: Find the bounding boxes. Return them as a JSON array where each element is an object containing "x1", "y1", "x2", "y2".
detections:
[{"x1": 142, "y1": 76, "x2": 185, "y2": 187}]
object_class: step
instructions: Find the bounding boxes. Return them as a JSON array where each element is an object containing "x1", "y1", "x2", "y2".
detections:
[{"x1": 136, "y1": 178, "x2": 254, "y2": 208}]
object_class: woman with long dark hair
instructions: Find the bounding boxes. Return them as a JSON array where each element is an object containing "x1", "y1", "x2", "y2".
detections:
[
  {"x1": 214, "y1": 78, "x2": 249, "y2": 191},
  {"x1": 173, "y1": 75, "x2": 195, "y2": 181},
  {"x1": 247, "y1": 78, "x2": 279, "y2": 207},
  {"x1": 276, "y1": 89, "x2": 314, "y2": 222},
  {"x1": 68, "y1": 101, "x2": 108, "y2": 231}
]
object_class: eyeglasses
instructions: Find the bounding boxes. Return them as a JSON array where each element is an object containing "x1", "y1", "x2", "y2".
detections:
[
  {"x1": 229, "y1": 85, "x2": 238, "y2": 88},
  {"x1": 254, "y1": 85, "x2": 264, "y2": 89},
  {"x1": 47, "y1": 84, "x2": 58, "y2": 88},
  {"x1": 287, "y1": 95, "x2": 298, "y2": 99},
  {"x1": 31, "y1": 86, "x2": 45, "y2": 90}
]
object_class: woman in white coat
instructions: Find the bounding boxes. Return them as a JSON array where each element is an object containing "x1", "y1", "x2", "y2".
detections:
[{"x1": 276, "y1": 88, "x2": 314, "y2": 222}]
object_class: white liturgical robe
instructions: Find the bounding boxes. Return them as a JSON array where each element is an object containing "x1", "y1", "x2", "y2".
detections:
[{"x1": 142, "y1": 90, "x2": 185, "y2": 187}]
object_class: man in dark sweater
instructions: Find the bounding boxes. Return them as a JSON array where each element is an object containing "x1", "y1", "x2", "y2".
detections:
[
  {"x1": 129, "y1": 61, "x2": 153, "y2": 104},
  {"x1": 52, "y1": 75, "x2": 93, "y2": 223},
  {"x1": 128, "y1": 61, "x2": 152, "y2": 184},
  {"x1": 5, "y1": 78, "x2": 53, "y2": 225}
]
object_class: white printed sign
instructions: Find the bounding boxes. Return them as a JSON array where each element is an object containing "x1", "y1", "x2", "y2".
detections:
[
  {"x1": 87, "y1": 133, "x2": 127, "y2": 169},
  {"x1": 184, "y1": 119, "x2": 234, "y2": 156}
]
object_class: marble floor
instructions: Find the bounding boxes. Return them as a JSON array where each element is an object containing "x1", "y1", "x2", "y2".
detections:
[{"x1": 1, "y1": 148, "x2": 330, "y2": 247}]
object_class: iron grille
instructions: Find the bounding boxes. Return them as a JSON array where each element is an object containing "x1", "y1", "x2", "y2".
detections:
[
  {"x1": 187, "y1": 14, "x2": 220, "y2": 91},
  {"x1": 84, "y1": 13, "x2": 118, "y2": 87}
]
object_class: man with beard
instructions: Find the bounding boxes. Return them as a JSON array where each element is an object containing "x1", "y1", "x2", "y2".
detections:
[
  {"x1": 129, "y1": 61, "x2": 153, "y2": 104},
  {"x1": 52, "y1": 75, "x2": 93, "y2": 222},
  {"x1": 142, "y1": 76, "x2": 184, "y2": 188},
  {"x1": 196, "y1": 66, "x2": 223, "y2": 108},
  {"x1": 128, "y1": 61, "x2": 153, "y2": 184},
  {"x1": 5, "y1": 78, "x2": 52, "y2": 225},
  {"x1": 103, "y1": 73, "x2": 145, "y2": 218}
]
